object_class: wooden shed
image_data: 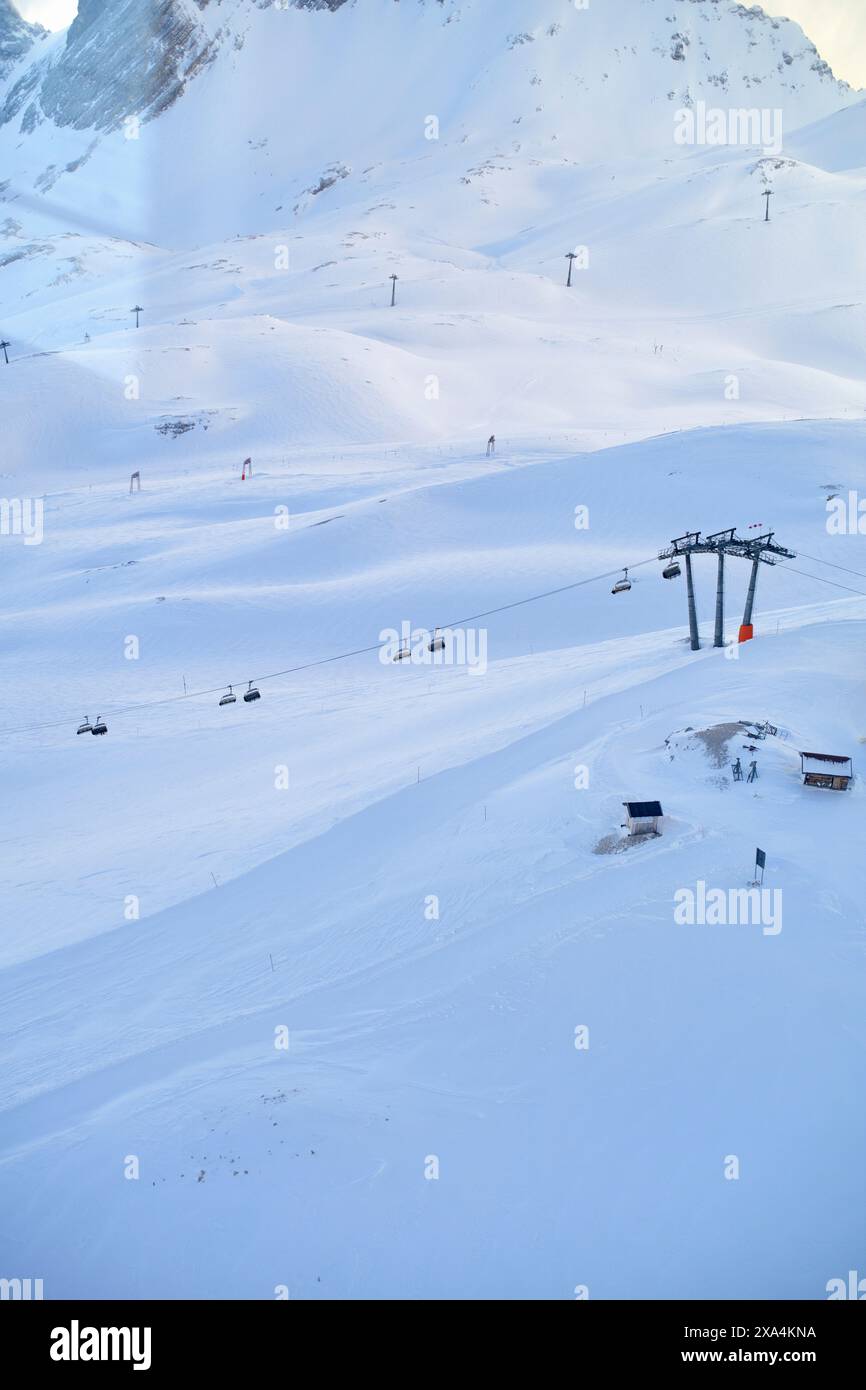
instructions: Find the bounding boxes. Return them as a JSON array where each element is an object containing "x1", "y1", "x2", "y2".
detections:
[
  {"x1": 799, "y1": 752, "x2": 853, "y2": 791},
  {"x1": 622, "y1": 800, "x2": 663, "y2": 836}
]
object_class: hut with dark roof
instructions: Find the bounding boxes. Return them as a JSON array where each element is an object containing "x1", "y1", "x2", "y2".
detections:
[
  {"x1": 799, "y1": 753, "x2": 852, "y2": 792},
  {"x1": 622, "y1": 801, "x2": 664, "y2": 836}
]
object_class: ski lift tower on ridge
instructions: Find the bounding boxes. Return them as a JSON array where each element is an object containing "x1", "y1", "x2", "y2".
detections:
[{"x1": 658, "y1": 529, "x2": 795, "y2": 650}]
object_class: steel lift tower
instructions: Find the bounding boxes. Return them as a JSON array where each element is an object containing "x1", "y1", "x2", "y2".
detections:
[
  {"x1": 659, "y1": 530, "x2": 795, "y2": 650},
  {"x1": 726, "y1": 532, "x2": 796, "y2": 642}
]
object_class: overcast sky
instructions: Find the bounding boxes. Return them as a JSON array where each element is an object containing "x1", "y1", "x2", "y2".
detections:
[
  {"x1": 765, "y1": 0, "x2": 866, "y2": 86},
  {"x1": 16, "y1": 0, "x2": 77, "y2": 29},
  {"x1": 12, "y1": 1, "x2": 866, "y2": 88}
]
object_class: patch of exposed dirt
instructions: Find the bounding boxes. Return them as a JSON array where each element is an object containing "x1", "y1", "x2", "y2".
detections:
[
  {"x1": 593, "y1": 830, "x2": 658, "y2": 856},
  {"x1": 692, "y1": 722, "x2": 747, "y2": 766},
  {"x1": 665, "y1": 722, "x2": 747, "y2": 769}
]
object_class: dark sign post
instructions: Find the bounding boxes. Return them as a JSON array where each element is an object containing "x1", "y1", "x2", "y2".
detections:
[{"x1": 754, "y1": 848, "x2": 766, "y2": 886}]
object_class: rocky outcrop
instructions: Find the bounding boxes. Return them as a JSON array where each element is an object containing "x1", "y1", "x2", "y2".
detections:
[
  {"x1": 0, "y1": 0, "x2": 44, "y2": 84},
  {"x1": 0, "y1": 0, "x2": 217, "y2": 133},
  {"x1": 0, "y1": 0, "x2": 369, "y2": 136}
]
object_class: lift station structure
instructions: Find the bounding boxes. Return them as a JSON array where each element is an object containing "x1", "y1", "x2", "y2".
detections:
[{"x1": 658, "y1": 530, "x2": 795, "y2": 650}]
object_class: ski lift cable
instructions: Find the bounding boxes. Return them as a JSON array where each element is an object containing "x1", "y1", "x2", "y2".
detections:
[
  {"x1": 10, "y1": 555, "x2": 864, "y2": 741},
  {"x1": 133, "y1": 558, "x2": 662, "y2": 701},
  {"x1": 427, "y1": 558, "x2": 658, "y2": 632},
  {"x1": 775, "y1": 562, "x2": 866, "y2": 598},
  {"x1": 791, "y1": 550, "x2": 866, "y2": 583},
  {"x1": 1, "y1": 556, "x2": 662, "y2": 737}
]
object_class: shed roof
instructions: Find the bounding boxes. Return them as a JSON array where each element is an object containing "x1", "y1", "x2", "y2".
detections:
[
  {"x1": 800, "y1": 753, "x2": 852, "y2": 775},
  {"x1": 623, "y1": 801, "x2": 663, "y2": 818}
]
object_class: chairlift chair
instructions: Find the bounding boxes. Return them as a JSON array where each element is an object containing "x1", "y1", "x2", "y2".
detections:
[
  {"x1": 393, "y1": 643, "x2": 412, "y2": 662},
  {"x1": 611, "y1": 568, "x2": 632, "y2": 595},
  {"x1": 662, "y1": 561, "x2": 681, "y2": 580},
  {"x1": 428, "y1": 627, "x2": 446, "y2": 653},
  {"x1": 219, "y1": 685, "x2": 237, "y2": 706},
  {"x1": 91, "y1": 715, "x2": 108, "y2": 736},
  {"x1": 243, "y1": 681, "x2": 261, "y2": 703},
  {"x1": 77, "y1": 717, "x2": 92, "y2": 735}
]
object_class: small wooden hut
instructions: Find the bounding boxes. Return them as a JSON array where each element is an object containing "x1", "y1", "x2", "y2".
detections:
[
  {"x1": 799, "y1": 753, "x2": 853, "y2": 791},
  {"x1": 622, "y1": 801, "x2": 664, "y2": 836}
]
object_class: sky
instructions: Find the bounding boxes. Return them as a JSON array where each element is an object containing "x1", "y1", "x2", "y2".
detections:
[
  {"x1": 765, "y1": 1, "x2": 866, "y2": 87},
  {"x1": 15, "y1": 0, "x2": 76, "y2": 30},
  {"x1": 11, "y1": 1, "x2": 866, "y2": 89}
]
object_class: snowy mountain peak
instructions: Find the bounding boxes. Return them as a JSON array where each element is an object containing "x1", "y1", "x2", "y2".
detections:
[
  {"x1": 0, "y1": 0, "x2": 44, "y2": 83},
  {"x1": 0, "y1": 0, "x2": 215, "y2": 134},
  {"x1": 0, "y1": 0, "x2": 855, "y2": 143}
]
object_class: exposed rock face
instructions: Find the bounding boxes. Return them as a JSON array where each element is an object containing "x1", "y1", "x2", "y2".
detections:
[
  {"x1": 0, "y1": 0, "x2": 359, "y2": 135},
  {"x1": 0, "y1": 0, "x2": 218, "y2": 133},
  {"x1": 0, "y1": 0, "x2": 44, "y2": 84},
  {"x1": 250, "y1": 1, "x2": 351, "y2": 8}
]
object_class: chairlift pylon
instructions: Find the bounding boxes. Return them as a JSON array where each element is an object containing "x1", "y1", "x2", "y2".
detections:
[
  {"x1": 243, "y1": 681, "x2": 261, "y2": 703},
  {"x1": 219, "y1": 685, "x2": 237, "y2": 706},
  {"x1": 611, "y1": 568, "x2": 632, "y2": 595}
]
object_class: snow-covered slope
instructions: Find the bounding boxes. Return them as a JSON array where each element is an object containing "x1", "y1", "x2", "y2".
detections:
[
  {"x1": 0, "y1": 0, "x2": 864, "y2": 1301},
  {"x1": 786, "y1": 92, "x2": 866, "y2": 171},
  {"x1": 1, "y1": 1, "x2": 864, "y2": 452},
  {"x1": 2, "y1": 419, "x2": 866, "y2": 1300},
  {"x1": 0, "y1": 0, "x2": 858, "y2": 246}
]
